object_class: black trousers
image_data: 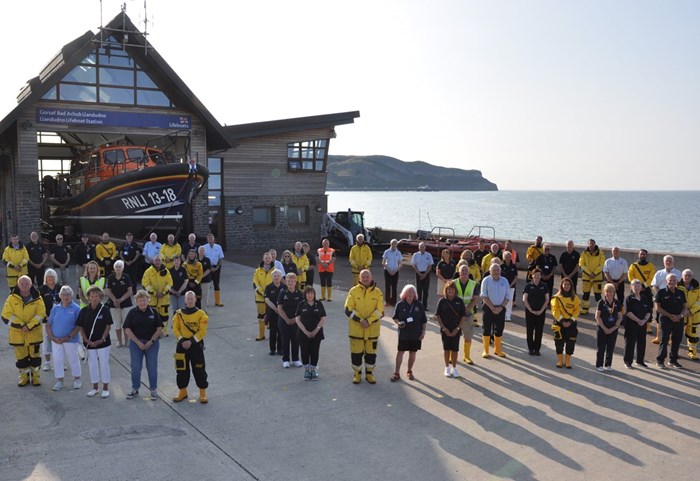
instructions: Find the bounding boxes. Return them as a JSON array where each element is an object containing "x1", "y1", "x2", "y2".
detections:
[
  {"x1": 657, "y1": 319, "x2": 684, "y2": 363},
  {"x1": 305, "y1": 269, "x2": 314, "y2": 287},
  {"x1": 623, "y1": 320, "x2": 647, "y2": 364},
  {"x1": 28, "y1": 265, "x2": 45, "y2": 287},
  {"x1": 384, "y1": 270, "x2": 399, "y2": 305},
  {"x1": 319, "y1": 271, "x2": 333, "y2": 287},
  {"x1": 267, "y1": 315, "x2": 282, "y2": 353},
  {"x1": 415, "y1": 273, "x2": 430, "y2": 308},
  {"x1": 567, "y1": 273, "x2": 579, "y2": 292},
  {"x1": 596, "y1": 327, "x2": 619, "y2": 367},
  {"x1": 278, "y1": 318, "x2": 299, "y2": 362},
  {"x1": 553, "y1": 321, "x2": 577, "y2": 355},
  {"x1": 482, "y1": 305, "x2": 505, "y2": 337},
  {"x1": 613, "y1": 280, "x2": 625, "y2": 304},
  {"x1": 525, "y1": 310, "x2": 546, "y2": 353},
  {"x1": 298, "y1": 334, "x2": 322, "y2": 367},
  {"x1": 210, "y1": 267, "x2": 222, "y2": 290},
  {"x1": 176, "y1": 340, "x2": 208, "y2": 389}
]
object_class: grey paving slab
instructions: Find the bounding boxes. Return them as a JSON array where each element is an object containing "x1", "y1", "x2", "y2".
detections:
[{"x1": 1, "y1": 257, "x2": 698, "y2": 481}]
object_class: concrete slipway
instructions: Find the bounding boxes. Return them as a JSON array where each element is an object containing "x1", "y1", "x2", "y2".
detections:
[{"x1": 0, "y1": 254, "x2": 698, "y2": 481}]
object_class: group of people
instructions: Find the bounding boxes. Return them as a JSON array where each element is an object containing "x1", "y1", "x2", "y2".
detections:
[
  {"x1": 253, "y1": 242, "x2": 332, "y2": 380},
  {"x1": 381, "y1": 235, "x2": 698, "y2": 378},
  {"x1": 248, "y1": 234, "x2": 697, "y2": 384},
  {"x1": 2, "y1": 230, "x2": 226, "y2": 403}
]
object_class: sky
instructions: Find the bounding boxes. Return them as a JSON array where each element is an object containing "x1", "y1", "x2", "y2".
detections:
[{"x1": 1, "y1": 0, "x2": 698, "y2": 190}]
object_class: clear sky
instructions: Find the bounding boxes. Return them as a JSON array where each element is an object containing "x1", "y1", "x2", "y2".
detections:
[{"x1": 1, "y1": 0, "x2": 698, "y2": 190}]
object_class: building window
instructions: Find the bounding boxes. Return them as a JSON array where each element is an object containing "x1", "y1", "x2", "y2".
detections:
[
  {"x1": 287, "y1": 139, "x2": 328, "y2": 172},
  {"x1": 287, "y1": 206, "x2": 308, "y2": 225},
  {"x1": 252, "y1": 207, "x2": 274, "y2": 226},
  {"x1": 42, "y1": 36, "x2": 174, "y2": 108},
  {"x1": 207, "y1": 157, "x2": 222, "y2": 207}
]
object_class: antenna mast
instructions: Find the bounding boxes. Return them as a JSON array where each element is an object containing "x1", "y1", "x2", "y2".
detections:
[{"x1": 95, "y1": 0, "x2": 151, "y2": 54}]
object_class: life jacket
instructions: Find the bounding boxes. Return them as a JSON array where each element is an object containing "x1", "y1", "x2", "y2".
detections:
[
  {"x1": 317, "y1": 247, "x2": 335, "y2": 273},
  {"x1": 454, "y1": 278, "x2": 477, "y2": 305}
]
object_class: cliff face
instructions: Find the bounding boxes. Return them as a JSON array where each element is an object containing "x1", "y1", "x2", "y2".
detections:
[{"x1": 326, "y1": 155, "x2": 498, "y2": 191}]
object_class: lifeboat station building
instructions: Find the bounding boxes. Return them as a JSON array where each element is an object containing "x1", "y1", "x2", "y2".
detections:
[{"x1": 0, "y1": 11, "x2": 359, "y2": 251}]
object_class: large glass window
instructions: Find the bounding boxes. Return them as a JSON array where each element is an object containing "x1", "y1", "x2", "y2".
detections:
[
  {"x1": 42, "y1": 37, "x2": 174, "y2": 108},
  {"x1": 99, "y1": 67, "x2": 134, "y2": 86},
  {"x1": 287, "y1": 139, "x2": 329, "y2": 172},
  {"x1": 252, "y1": 207, "x2": 273, "y2": 226},
  {"x1": 99, "y1": 86, "x2": 134, "y2": 104},
  {"x1": 207, "y1": 157, "x2": 222, "y2": 207},
  {"x1": 59, "y1": 84, "x2": 97, "y2": 102}
]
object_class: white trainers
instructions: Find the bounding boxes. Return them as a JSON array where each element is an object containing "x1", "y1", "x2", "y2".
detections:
[
  {"x1": 87, "y1": 389, "x2": 98, "y2": 397},
  {"x1": 604, "y1": 366, "x2": 613, "y2": 372},
  {"x1": 73, "y1": 379, "x2": 82, "y2": 389},
  {"x1": 282, "y1": 361, "x2": 290, "y2": 368},
  {"x1": 451, "y1": 367, "x2": 461, "y2": 378},
  {"x1": 444, "y1": 366, "x2": 452, "y2": 377},
  {"x1": 100, "y1": 390, "x2": 110, "y2": 398},
  {"x1": 43, "y1": 362, "x2": 52, "y2": 372},
  {"x1": 293, "y1": 360, "x2": 303, "y2": 368},
  {"x1": 596, "y1": 367, "x2": 605, "y2": 372},
  {"x1": 52, "y1": 381, "x2": 63, "y2": 391}
]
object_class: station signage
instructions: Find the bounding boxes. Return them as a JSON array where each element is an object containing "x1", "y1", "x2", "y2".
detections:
[{"x1": 35, "y1": 108, "x2": 191, "y2": 129}]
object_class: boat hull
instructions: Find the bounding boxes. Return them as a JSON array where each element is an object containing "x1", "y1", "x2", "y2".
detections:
[{"x1": 43, "y1": 163, "x2": 208, "y2": 242}]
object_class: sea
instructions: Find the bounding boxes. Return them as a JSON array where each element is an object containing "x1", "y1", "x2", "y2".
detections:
[{"x1": 328, "y1": 191, "x2": 700, "y2": 255}]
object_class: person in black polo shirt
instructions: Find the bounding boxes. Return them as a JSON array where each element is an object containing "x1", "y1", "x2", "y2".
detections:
[
  {"x1": 390, "y1": 284, "x2": 427, "y2": 382},
  {"x1": 559, "y1": 240, "x2": 580, "y2": 291},
  {"x1": 74, "y1": 234, "x2": 95, "y2": 280},
  {"x1": 536, "y1": 244, "x2": 558, "y2": 298},
  {"x1": 49, "y1": 234, "x2": 71, "y2": 285},
  {"x1": 523, "y1": 268, "x2": 550, "y2": 356},
  {"x1": 120, "y1": 232, "x2": 141, "y2": 289},
  {"x1": 295, "y1": 286, "x2": 327, "y2": 381},
  {"x1": 26, "y1": 232, "x2": 48, "y2": 287},
  {"x1": 654, "y1": 273, "x2": 688, "y2": 368},
  {"x1": 435, "y1": 281, "x2": 467, "y2": 378},
  {"x1": 623, "y1": 279, "x2": 652, "y2": 368}
]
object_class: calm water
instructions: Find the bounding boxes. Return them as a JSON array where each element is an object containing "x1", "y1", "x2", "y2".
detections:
[{"x1": 328, "y1": 191, "x2": 700, "y2": 255}]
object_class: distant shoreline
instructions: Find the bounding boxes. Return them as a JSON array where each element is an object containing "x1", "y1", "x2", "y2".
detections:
[{"x1": 326, "y1": 188, "x2": 496, "y2": 192}]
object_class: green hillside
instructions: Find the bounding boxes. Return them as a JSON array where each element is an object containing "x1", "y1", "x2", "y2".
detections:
[{"x1": 327, "y1": 155, "x2": 498, "y2": 191}]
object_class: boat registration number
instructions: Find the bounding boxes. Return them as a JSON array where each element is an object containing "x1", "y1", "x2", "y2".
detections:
[{"x1": 121, "y1": 188, "x2": 178, "y2": 210}]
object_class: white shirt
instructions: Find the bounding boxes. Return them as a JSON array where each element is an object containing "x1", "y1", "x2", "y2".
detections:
[
  {"x1": 382, "y1": 248, "x2": 403, "y2": 272},
  {"x1": 651, "y1": 268, "x2": 682, "y2": 290},
  {"x1": 603, "y1": 257, "x2": 629, "y2": 281},
  {"x1": 203, "y1": 243, "x2": 224, "y2": 265},
  {"x1": 411, "y1": 251, "x2": 434, "y2": 272}
]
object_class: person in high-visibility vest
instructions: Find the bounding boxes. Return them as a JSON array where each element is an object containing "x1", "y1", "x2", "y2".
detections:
[{"x1": 317, "y1": 238, "x2": 336, "y2": 301}]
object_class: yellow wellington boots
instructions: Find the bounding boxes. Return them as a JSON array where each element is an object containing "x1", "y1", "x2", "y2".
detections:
[
  {"x1": 565, "y1": 354, "x2": 572, "y2": 369},
  {"x1": 327, "y1": 287, "x2": 333, "y2": 302},
  {"x1": 173, "y1": 388, "x2": 188, "y2": 402},
  {"x1": 18, "y1": 370, "x2": 30, "y2": 387},
  {"x1": 320, "y1": 287, "x2": 327, "y2": 301},
  {"x1": 494, "y1": 337, "x2": 506, "y2": 358},
  {"x1": 214, "y1": 290, "x2": 224, "y2": 307},
  {"x1": 463, "y1": 341, "x2": 473, "y2": 365},
  {"x1": 556, "y1": 354, "x2": 563, "y2": 368},
  {"x1": 199, "y1": 388, "x2": 208, "y2": 404},
  {"x1": 482, "y1": 336, "x2": 491, "y2": 358},
  {"x1": 256, "y1": 321, "x2": 266, "y2": 341},
  {"x1": 31, "y1": 368, "x2": 41, "y2": 386}
]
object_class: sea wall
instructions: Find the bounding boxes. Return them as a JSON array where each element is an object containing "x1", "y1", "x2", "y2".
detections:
[{"x1": 374, "y1": 229, "x2": 700, "y2": 275}]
